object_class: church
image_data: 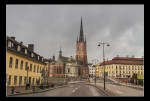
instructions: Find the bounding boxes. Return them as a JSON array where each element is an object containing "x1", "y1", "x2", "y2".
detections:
[
  {"x1": 76, "y1": 17, "x2": 89, "y2": 78},
  {"x1": 44, "y1": 17, "x2": 89, "y2": 79}
]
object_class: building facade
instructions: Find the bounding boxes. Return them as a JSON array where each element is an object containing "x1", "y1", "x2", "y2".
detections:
[
  {"x1": 6, "y1": 36, "x2": 46, "y2": 87},
  {"x1": 89, "y1": 64, "x2": 95, "y2": 77},
  {"x1": 98, "y1": 56, "x2": 144, "y2": 80},
  {"x1": 65, "y1": 56, "x2": 79, "y2": 77},
  {"x1": 76, "y1": 17, "x2": 87, "y2": 66}
]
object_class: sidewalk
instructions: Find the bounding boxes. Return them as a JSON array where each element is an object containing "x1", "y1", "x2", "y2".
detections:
[
  {"x1": 107, "y1": 77, "x2": 144, "y2": 90},
  {"x1": 7, "y1": 85, "x2": 67, "y2": 96}
]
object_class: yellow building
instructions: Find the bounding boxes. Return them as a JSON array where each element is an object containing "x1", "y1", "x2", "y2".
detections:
[
  {"x1": 6, "y1": 36, "x2": 46, "y2": 87},
  {"x1": 95, "y1": 64, "x2": 100, "y2": 77},
  {"x1": 98, "y1": 56, "x2": 144, "y2": 80}
]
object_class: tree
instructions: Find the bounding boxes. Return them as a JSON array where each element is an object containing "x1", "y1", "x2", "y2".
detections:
[{"x1": 130, "y1": 73, "x2": 137, "y2": 84}]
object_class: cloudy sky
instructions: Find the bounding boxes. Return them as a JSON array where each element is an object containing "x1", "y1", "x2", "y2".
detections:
[{"x1": 6, "y1": 5, "x2": 144, "y2": 64}]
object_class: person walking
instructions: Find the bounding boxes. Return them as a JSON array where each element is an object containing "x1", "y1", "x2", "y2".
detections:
[
  {"x1": 12, "y1": 86, "x2": 16, "y2": 94},
  {"x1": 32, "y1": 86, "x2": 35, "y2": 93},
  {"x1": 11, "y1": 86, "x2": 14, "y2": 94}
]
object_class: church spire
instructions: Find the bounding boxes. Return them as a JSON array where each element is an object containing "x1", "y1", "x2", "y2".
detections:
[
  {"x1": 59, "y1": 46, "x2": 62, "y2": 57},
  {"x1": 79, "y1": 17, "x2": 84, "y2": 42}
]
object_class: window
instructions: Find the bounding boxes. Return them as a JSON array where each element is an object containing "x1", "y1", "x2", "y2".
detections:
[
  {"x1": 8, "y1": 41, "x2": 11, "y2": 47},
  {"x1": 141, "y1": 66, "x2": 143, "y2": 70},
  {"x1": 57, "y1": 68, "x2": 58, "y2": 73},
  {"x1": 116, "y1": 65, "x2": 117, "y2": 69},
  {"x1": 132, "y1": 66, "x2": 134, "y2": 70},
  {"x1": 11, "y1": 43, "x2": 14, "y2": 47},
  {"x1": 135, "y1": 66, "x2": 136, "y2": 70},
  {"x1": 24, "y1": 77, "x2": 27, "y2": 84},
  {"x1": 31, "y1": 53, "x2": 34, "y2": 57},
  {"x1": 19, "y1": 76, "x2": 22, "y2": 85},
  {"x1": 119, "y1": 66, "x2": 121, "y2": 69},
  {"x1": 37, "y1": 66, "x2": 39, "y2": 73},
  {"x1": 15, "y1": 59, "x2": 19, "y2": 69},
  {"x1": 30, "y1": 64, "x2": 32, "y2": 71},
  {"x1": 20, "y1": 60, "x2": 23, "y2": 70},
  {"x1": 25, "y1": 62, "x2": 28, "y2": 70},
  {"x1": 8, "y1": 75, "x2": 11, "y2": 85},
  {"x1": 17, "y1": 45, "x2": 21, "y2": 51},
  {"x1": 60, "y1": 68, "x2": 62, "y2": 74},
  {"x1": 25, "y1": 49, "x2": 27, "y2": 54},
  {"x1": 9, "y1": 57, "x2": 13, "y2": 67},
  {"x1": 32, "y1": 78, "x2": 34, "y2": 85},
  {"x1": 14, "y1": 76, "x2": 17, "y2": 85},
  {"x1": 40, "y1": 67, "x2": 41, "y2": 72},
  {"x1": 34, "y1": 65, "x2": 36, "y2": 72}
]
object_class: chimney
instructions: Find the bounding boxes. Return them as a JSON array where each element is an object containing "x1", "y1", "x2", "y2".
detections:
[
  {"x1": 117, "y1": 55, "x2": 119, "y2": 57},
  {"x1": 132, "y1": 55, "x2": 134, "y2": 58},
  {"x1": 107, "y1": 58, "x2": 108, "y2": 61},
  {"x1": 11, "y1": 36, "x2": 15, "y2": 40},
  {"x1": 142, "y1": 56, "x2": 144, "y2": 58},
  {"x1": 28, "y1": 44, "x2": 34, "y2": 51},
  {"x1": 20, "y1": 41, "x2": 23, "y2": 45},
  {"x1": 126, "y1": 55, "x2": 128, "y2": 58}
]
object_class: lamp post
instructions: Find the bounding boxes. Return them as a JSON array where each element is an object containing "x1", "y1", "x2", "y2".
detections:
[
  {"x1": 25, "y1": 66, "x2": 29, "y2": 90},
  {"x1": 92, "y1": 59, "x2": 98, "y2": 85},
  {"x1": 98, "y1": 43, "x2": 110, "y2": 90}
]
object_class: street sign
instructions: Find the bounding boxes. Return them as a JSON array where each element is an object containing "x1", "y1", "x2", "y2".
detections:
[{"x1": 137, "y1": 74, "x2": 144, "y2": 79}]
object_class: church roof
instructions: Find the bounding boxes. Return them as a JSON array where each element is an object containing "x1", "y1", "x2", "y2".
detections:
[{"x1": 55, "y1": 56, "x2": 69, "y2": 65}]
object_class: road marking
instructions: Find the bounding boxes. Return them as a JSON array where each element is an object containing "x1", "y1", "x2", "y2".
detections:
[
  {"x1": 86, "y1": 85, "x2": 90, "y2": 87},
  {"x1": 69, "y1": 85, "x2": 73, "y2": 87},
  {"x1": 72, "y1": 86, "x2": 79, "y2": 93},
  {"x1": 116, "y1": 91, "x2": 122, "y2": 93}
]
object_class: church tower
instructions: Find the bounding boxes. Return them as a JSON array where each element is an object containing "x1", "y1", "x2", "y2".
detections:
[{"x1": 76, "y1": 17, "x2": 87, "y2": 66}]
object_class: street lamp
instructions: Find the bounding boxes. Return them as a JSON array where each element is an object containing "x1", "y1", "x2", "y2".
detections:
[
  {"x1": 98, "y1": 43, "x2": 110, "y2": 90},
  {"x1": 92, "y1": 59, "x2": 98, "y2": 85},
  {"x1": 25, "y1": 66, "x2": 29, "y2": 90}
]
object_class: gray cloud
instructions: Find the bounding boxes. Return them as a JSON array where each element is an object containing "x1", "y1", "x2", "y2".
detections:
[{"x1": 6, "y1": 5, "x2": 144, "y2": 63}]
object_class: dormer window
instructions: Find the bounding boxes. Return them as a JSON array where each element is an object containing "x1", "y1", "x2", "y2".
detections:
[
  {"x1": 8, "y1": 41, "x2": 11, "y2": 48},
  {"x1": 25, "y1": 49, "x2": 27, "y2": 54},
  {"x1": 11, "y1": 42, "x2": 14, "y2": 47},
  {"x1": 17, "y1": 45, "x2": 21, "y2": 51},
  {"x1": 31, "y1": 53, "x2": 34, "y2": 57}
]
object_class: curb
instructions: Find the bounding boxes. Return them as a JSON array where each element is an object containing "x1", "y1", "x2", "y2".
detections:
[
  {"x1": 7, "y1": 85, "x2": 67, "y2": 96},
  {"x1": 87, "y1": 84, "x2": 119, "y2": 96}
]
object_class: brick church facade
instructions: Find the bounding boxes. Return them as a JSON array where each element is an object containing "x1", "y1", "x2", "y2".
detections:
[{"x1": 76, "y1": 17, "x2": 89, "y2": 78}]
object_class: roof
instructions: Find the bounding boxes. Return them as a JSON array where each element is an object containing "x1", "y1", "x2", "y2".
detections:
[
  {"x1": 100, "y1": 57, "x2": 144, "y2": 66},
  {"x1": 6, "y1": 36, "x2": 45, "y2": 64}
]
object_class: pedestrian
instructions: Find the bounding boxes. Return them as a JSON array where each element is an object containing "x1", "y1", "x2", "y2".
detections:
[
  {"x1": 11, "y1": 86, "x2": 14, "y2": 94},
  {"x1": 32, "y1": 86, "x2": 35, "y2": 93}
]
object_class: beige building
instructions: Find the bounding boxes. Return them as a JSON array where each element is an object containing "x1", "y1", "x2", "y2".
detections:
[
  {"x1": 98, "y1": 56, "x2": 144, "y2": 79},
  {"x1": 65, "y1": 56, "x2": 79, "y2": 77}
]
